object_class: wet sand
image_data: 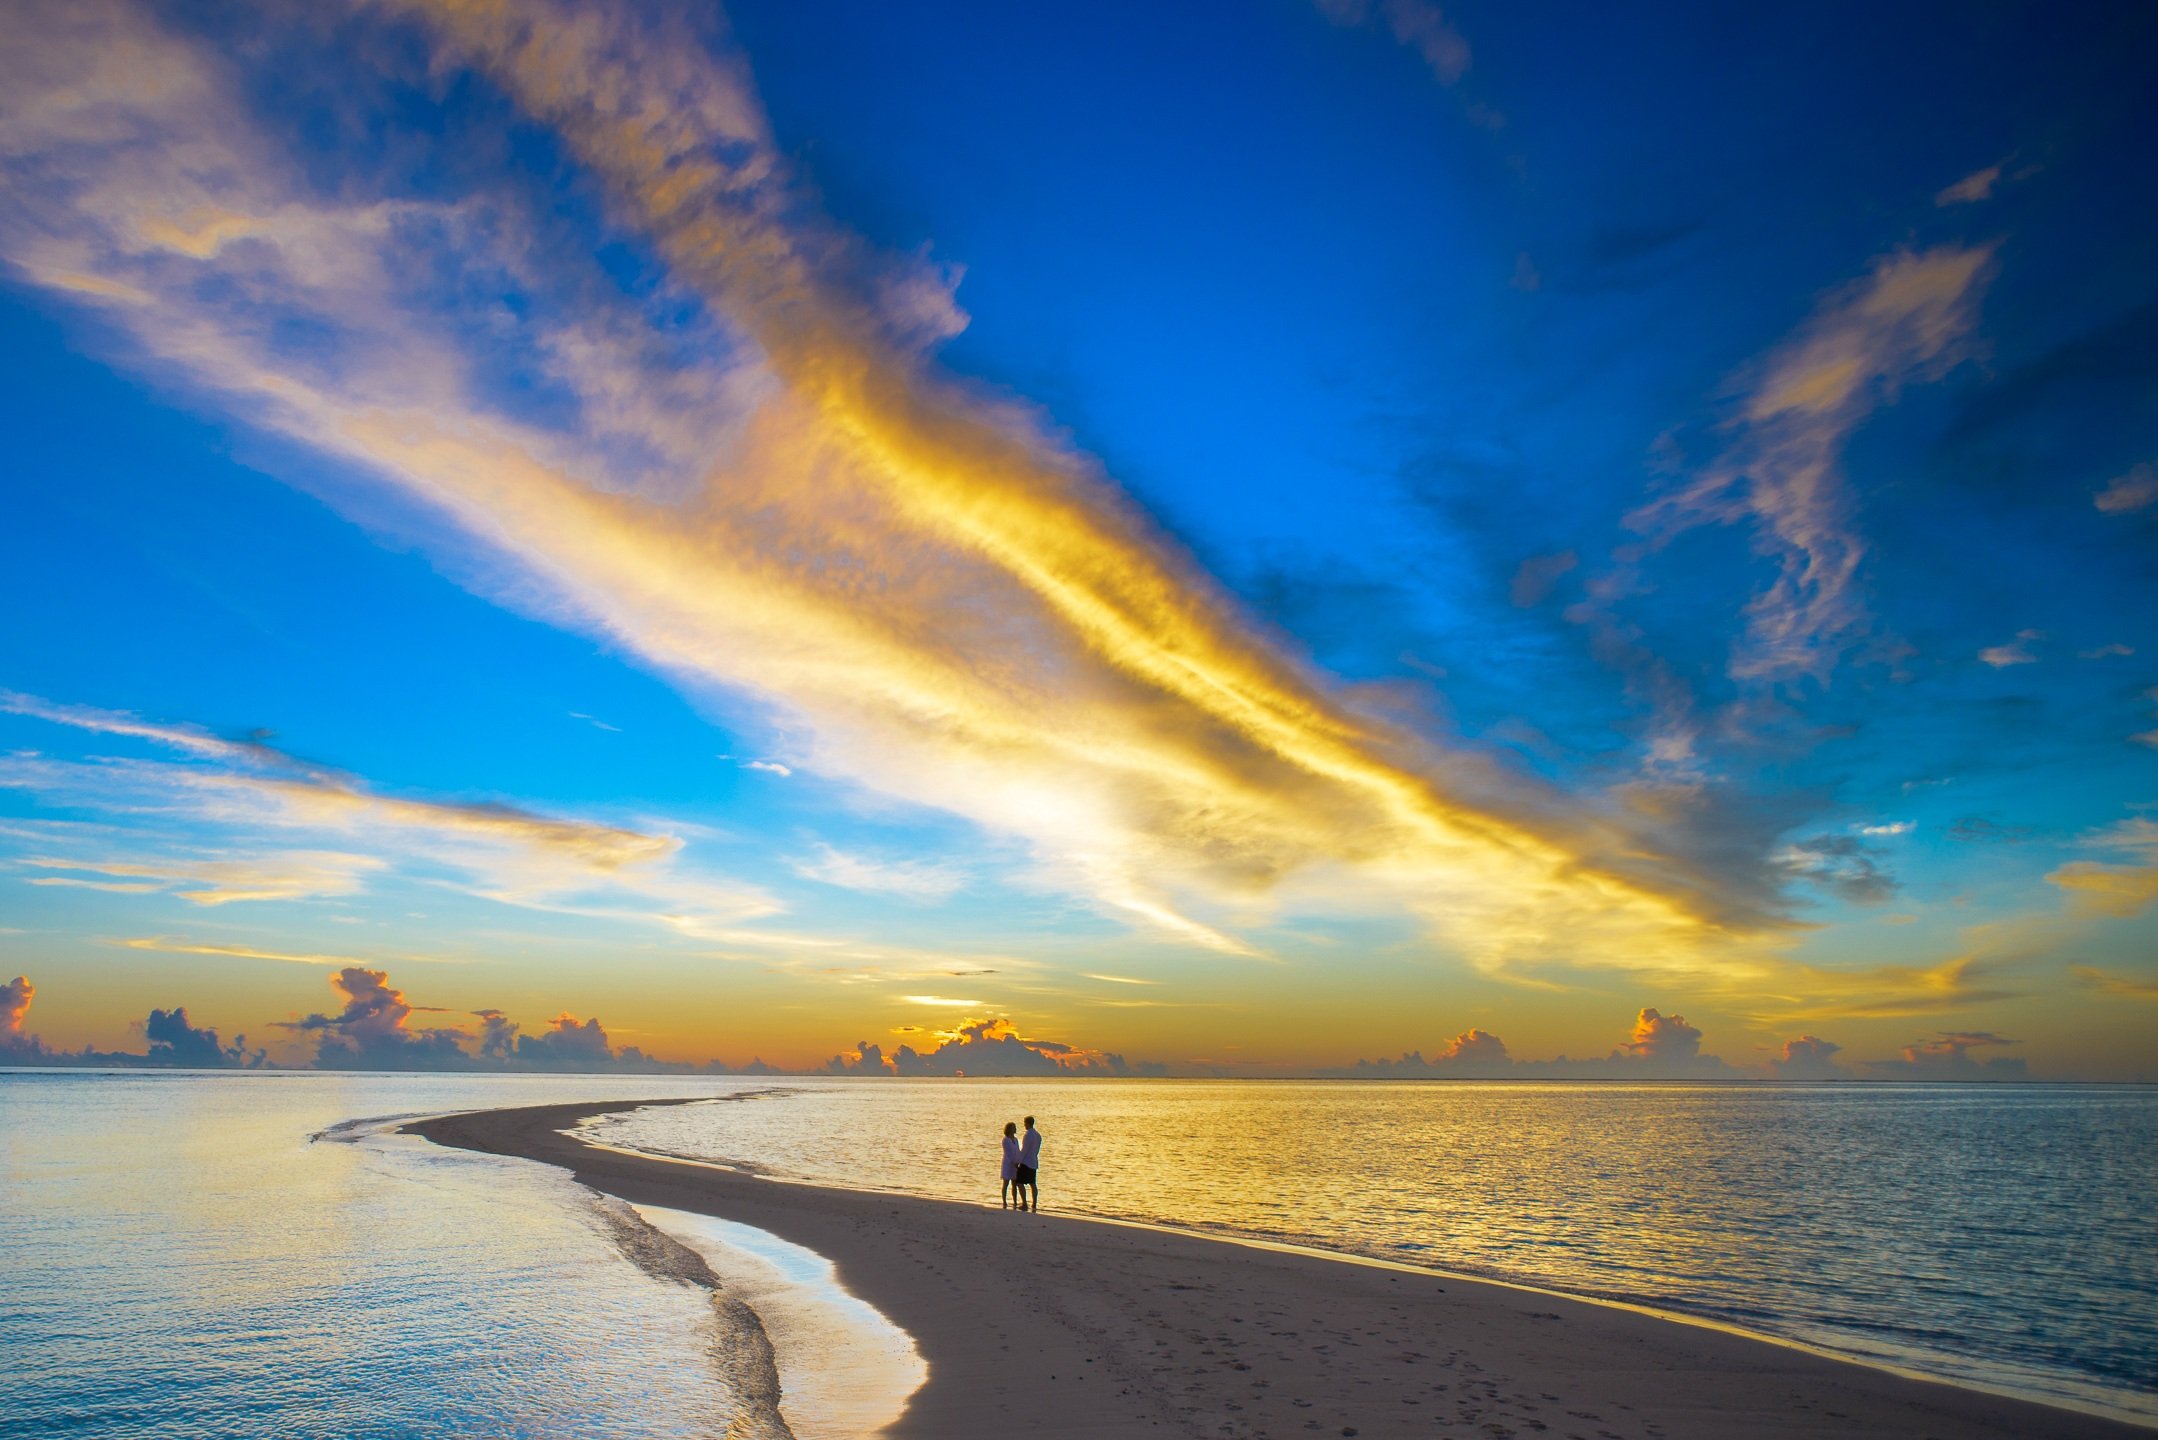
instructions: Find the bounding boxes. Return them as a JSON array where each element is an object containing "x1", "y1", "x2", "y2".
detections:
[{"x1": 408, "y1": 1099, "x2": 2147, "y2": 1439}]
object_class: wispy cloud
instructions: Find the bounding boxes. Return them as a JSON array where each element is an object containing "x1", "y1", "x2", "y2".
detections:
[
  {"x1": 115, "y1": 936, "x2": 381, "y2": 965},
  {"x1": 0, "y1": 0, "x2": 1773, "y2": 977},
  {"x1": 21, "y1": 852, "x2": 382, "y2": 905},
  {"x1": 1978, "y1": 629, "x2": 2043, "y2": 667},
  {"x1": 1628, "y1": 245, "x2": 1996, "y2": 684},
  {"x1": 2071, "y1": 966, "x2": 2158, "y2": 999},
  {"x1": 1934, "y1": 163, "x2": 2003, "y2": 207},
  {"x1": 2047, "y1": 817, "x2": 2158, "y2": 918},
  {"x1": 790, "y1": 843, "x2": 965, "y2": 901},
  {"x1": 2095, "y1": 462, "x2": 2157, "y2": 515},
  {"x1": 1315, "y1": 0, "x2": 1471, "y2": 86},
  {"x1": 0, "y1": 691, "x2": 774, "y2": 934},
  {"x1": 1, "y1": 692, "x2": 675, "y2": 869}
]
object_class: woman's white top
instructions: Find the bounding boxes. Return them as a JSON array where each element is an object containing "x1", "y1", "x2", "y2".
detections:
[{"x1": 1001, "y1": 1133, "x2": 1020, "y2": 1180}]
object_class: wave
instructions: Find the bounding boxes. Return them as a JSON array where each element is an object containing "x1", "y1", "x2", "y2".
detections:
[{"x1": 582, "y1": 1192, "x2": 795, "y2": 1440}]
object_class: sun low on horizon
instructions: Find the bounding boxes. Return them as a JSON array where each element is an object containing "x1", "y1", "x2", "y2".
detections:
[{"x1": 2, "y1": 0, "x2": 2155, "y2": 1082}]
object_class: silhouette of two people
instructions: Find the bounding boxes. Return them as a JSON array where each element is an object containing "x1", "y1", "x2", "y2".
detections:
[{"x1": 1000, "y1": 1116, "x2": 1042, "y2": 1211}]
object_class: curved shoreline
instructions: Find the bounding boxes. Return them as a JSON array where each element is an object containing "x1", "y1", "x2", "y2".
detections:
[{"x1": 408, "y1": 1098, "x2": 2152, "y2": 1439}]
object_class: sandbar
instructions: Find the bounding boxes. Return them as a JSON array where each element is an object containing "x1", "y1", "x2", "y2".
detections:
[{"x1": 407, "y1": 1099, "x2": 2148, "y2": 1439}]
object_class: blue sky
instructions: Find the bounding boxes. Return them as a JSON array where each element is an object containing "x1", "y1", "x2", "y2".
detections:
[{"x1": 1, "y1": 0, "x2": 2154, "y2": 1077}]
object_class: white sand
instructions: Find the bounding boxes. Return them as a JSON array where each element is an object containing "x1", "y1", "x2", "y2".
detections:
[{"x1": 410, "y1": 1099, "x2": 2150, "y2": 1439}]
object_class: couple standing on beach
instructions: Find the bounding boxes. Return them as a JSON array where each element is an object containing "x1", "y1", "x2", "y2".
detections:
[{"x1": 1000, "y1": 1117, "x2": 1042, "y2": 1211}]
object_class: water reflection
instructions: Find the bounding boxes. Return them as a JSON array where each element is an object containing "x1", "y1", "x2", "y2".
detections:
[
  {"x1": 2, "y1": 1072, "x2": 777, "y2": 1440},
  {"x1": 596, "y1": 1079, "x2": 2158, "y2": 1421}
]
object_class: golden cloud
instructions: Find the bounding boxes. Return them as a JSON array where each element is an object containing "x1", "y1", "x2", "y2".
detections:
[{"x1": 0, "y1": 0, "x2": 1793, "y2": 977}]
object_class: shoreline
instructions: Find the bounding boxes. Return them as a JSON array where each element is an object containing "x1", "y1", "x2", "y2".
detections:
[{"x1": 408, "y1": 1098, "x2": 2152, "y2": 1439}]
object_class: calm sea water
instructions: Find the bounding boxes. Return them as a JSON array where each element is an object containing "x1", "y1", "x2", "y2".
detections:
[
  {"x1": 5, "y1": 1073, "x2": 2153, "y2": 1434},
  {"x1": 0, "y1": 1070, "x2": 915, "y2": 1440},
  {"x1": 594, "y1": 1078, "x2": 2158, "y2": 1424}
]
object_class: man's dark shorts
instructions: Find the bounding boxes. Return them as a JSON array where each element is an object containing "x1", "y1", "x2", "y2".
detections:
[{"x1": 1015, "y1": 1164, "x2": 1037, "y2": 1186}]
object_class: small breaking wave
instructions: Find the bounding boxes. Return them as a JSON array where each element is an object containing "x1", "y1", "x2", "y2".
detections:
[{"x1": 583, "y1": 1193, "x2": 795, "y2": 1440}]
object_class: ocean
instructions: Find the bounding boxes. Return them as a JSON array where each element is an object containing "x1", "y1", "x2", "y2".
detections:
[{"x1": 4, "y1": 1072, "x2": 2153, "y2": 1435}]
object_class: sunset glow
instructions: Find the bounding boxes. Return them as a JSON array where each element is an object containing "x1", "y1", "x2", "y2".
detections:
[{"x1": 3, "y1": 0, "x2": 2154, "y2": 1080}]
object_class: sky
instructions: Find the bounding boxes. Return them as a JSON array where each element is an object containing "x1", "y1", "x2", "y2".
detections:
[{"x1": 2, "y1": 0, "x2": 2154, "y2": 1080}]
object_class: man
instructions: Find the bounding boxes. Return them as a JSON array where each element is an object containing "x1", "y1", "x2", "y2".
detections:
[{"x1": 1016, "y1": 1114, "x2": 1042, "y2": 1211}]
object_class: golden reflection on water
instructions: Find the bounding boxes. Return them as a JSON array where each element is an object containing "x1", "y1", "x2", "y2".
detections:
[{"x1": 597, "y1": 1078, "x2": 2158, "y2": 1420}]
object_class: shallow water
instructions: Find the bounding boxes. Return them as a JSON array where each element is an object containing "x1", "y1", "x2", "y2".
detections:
[
  {"x1": 593, "y1": 1078, "x2": 2158, "y2": 1424},
  {"x1": 0, "y1": 1071, "x2": 901, "y2": 1440}
]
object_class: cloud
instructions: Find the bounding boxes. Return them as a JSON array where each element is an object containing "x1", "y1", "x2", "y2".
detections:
[
  {"x1": 1347, "y1": 1008, "x2": 1739, "y2": 1079},
  {"x1": 1859, "y1": 821, "x2": 1913, "y2": 837},
  {"x1": 1778, "y1": 834, "x2": 1897, "y2": 904},
  {"x1": 1315, "y1": 0, "x2": 1470, "y2": 85},
  {"x1": 2047, "y1": 817, "x2": 2158, "y2": 918},
  {"x1": 1934, "y1": 163, "x2": 2002, "y2": 207},
  {"x1": 515, "y1": 1012, "x2": 614, "y2": 1066},
  {"x1": 22, "y1": 851, "x2": 384, "y2": 905},
  {"x1": 1978, "y1": 629, "x2": 2043, "y2": 667},
  {"x1": 2071, "y1": 967, "x2": 2158, "y2": 999},
  {"x1": 473, "y1": 1008, "x2": 519, "y2": 1060},
  {"x1": 0, "y1": 692, "x2": 773, "y2": 936},
  {"x1": 2094, "y1": 462, "x2": 2157, "y2": 515},
  {"x1": 1742, "y1": 926, "x2": 2040, "y2": 1023},
  {"x1": 117, "y1": 936, "x2": 380, "y2": 965},
  {"x1": 142, "y1": 1005, "x2": 262, "y2": 1067},
  {"x1": 1508, "y1": 550, "x2": 1576, "y2": 607},
  {"x1": 1, "y1": 693, "x2": 677, "y2": 871},
  {"x1": 1767, "y1": 1034, "x2": 1844, "y2": 1079},
  {"x1": 1868, "y1": 1031, "x2": 2027, "y2": 1081},
  {"x1": 743, "y1": 761, "x2": 792, "y2": 777},
  {"x1": 824, "y1": 1040, "x2": 889, "y2": 1075},
  {"x1": 790, "y1": 843, "x2": 965, "y2": 901},
  {"x1": 275, "y1": 966, "x2": 721, "y2": 1071},
  {"x1": 1627, "y1": 246, "x2": 1996, "y2": 683},
  {"x1": 2080, "y1": 644, "x2": 2134, "y2": 660},
  {"x1": 2, "y1": 971, "x2": 261, "y2": 1066},
  {"x1": 2047, "y1": 862, "x2": 2158, "y2": 917},
  {"x1": 1, "y1": 974, "x2": 31, "y2": 1036},
  {"x1": 279, "y1": 965, "x2": 471, "y2": 1068},
  {"x1": 825, "y1": 1016, "x2": 1163, "y2": 1077},
  {"x1": 0, "y1": 968, "x2": 741, "y2": 1073},
  {"x1": 1350, "y1": 1026, "x2": 1514, "y2": 1078},
  {"x1": 0, "y1": 0, "x2": 1776, "y2": 977},
  {"x1": 1617, "y1": 1005, "x2": 1704, "y2": 1061}
]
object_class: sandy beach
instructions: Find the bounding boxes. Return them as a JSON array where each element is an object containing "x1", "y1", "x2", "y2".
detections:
[{"x1": 408, "y1": 1098, "x2": 2146, "y2": 1440}]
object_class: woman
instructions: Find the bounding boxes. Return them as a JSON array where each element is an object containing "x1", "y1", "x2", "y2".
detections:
[{"x1": 1000, "y1": 1121, "x2": 1021, "y2": 1210}]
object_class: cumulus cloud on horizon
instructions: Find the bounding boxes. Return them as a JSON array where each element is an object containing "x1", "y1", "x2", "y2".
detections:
[
  {"x1": 1342, "y1": 1009, "x2": 1879, "y2": 1080},
  {"x1": 824, "y1": 1016, "x2": 1166, "y2": 1078},
  {"x1": 1868, "y1": 1031, "x2": 2027, "y2": 1081}
]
